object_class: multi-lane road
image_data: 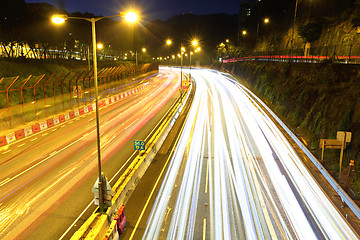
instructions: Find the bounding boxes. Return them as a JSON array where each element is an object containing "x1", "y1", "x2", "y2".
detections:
[
  {"x1": 0, "y1": 70, "x2": 180, "y2": 240},
  {"x1": 140, "y1": 68, "x2": 360, "y2": 239},
  {"x1": 2, "y1": 66, "x2": 360, "y2": 240}
]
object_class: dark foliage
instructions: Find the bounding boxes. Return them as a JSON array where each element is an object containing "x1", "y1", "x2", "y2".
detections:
[{"x1": 298, "y1": 22, "x2": 323, "y2": 43}]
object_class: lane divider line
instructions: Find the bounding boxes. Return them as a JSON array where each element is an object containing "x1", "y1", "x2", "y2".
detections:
[{"x1": 203, "y1": 218, "x2": 206, "y2": 240}]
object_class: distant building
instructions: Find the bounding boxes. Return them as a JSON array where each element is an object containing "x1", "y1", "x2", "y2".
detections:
[
  {"x1": 238, "y1": 0, "x2": 259, "y2": 42},
  {"x1": 238, "y1": 0, "x2": 259, "y2": 24}
]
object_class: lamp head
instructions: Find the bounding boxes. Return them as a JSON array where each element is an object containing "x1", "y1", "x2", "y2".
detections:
[
  {"x1": 52, "y1": 14, "x2": 68, "y2": 24},
  {"x1": 125, "y1": 12, "x2": 138, "y2": 23}
]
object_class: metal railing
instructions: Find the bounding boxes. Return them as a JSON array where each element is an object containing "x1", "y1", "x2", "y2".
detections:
[{"x1": 222, "y1": 45, "x2": 360, "y2": 64}]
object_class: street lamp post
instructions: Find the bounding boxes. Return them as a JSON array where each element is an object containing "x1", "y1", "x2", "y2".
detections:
[
  {"x1": 180, "y1": 43, "x2": 184, "y2": 91},
  {"x1": 290, "y1": 0, "x2": 299, "y2": 59},
  {"x1": 189, "y1": 40, "x2": 198, "y2": 80},
  {"x1": 256, "y1": 18, "x2": 270, "y2": 59},
  {"x1": 166, "y1": 39, "x2": 198, "y2": 91},
  {"x1": 52, "y1": 11, "x2": 137, "y2": 213}
]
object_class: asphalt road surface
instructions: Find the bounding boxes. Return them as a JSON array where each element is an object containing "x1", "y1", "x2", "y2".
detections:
[
  {"x1": 137, "y1": 68, "x2": 360, "y2": 239},
  {"x1": 0, "y1": 69, "x2": 180, "y2": 240}
]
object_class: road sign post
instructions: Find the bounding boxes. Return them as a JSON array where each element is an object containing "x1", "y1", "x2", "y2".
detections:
[
  {"x1": 182, "y1": 80, "x2": 189, "y2": 90},
  {"x1": 320, "y1": 131, "x2": 352, "y2": 176},
  {"x1": 134, "y1": 140, "x2": 145, "y2": 150},
  {"x1": 337, "y1": 131, "x2": 352, "y2": 175},
  {"x1": 319, "y1": 139, "x2": 342, "y2": 162}
]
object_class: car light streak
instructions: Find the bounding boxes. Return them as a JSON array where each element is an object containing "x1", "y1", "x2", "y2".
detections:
[
  {"x1": 0, "y1": 72, "x2": 179, "y2": 239},
  {"x1": 143, "y1": 68, "x2": 359, "y2": 239}
]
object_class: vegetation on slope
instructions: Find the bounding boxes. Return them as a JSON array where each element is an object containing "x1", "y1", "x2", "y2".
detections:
[{"x1": 223, "y1": 61, "x2": 360, "y2": 196}]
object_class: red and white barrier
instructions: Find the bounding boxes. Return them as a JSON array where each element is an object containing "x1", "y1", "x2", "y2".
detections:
[
  {"x1": 15, "y1": 129, "x2": 25, "y2": 140},
  {"x1": 40, "y1": 121, "x2": 48, "y2": 130},
  {"x1": 0, "y1": 83, "x2": 148, "y2": 147},
  {"x1": 47, "y1": 119, "x2": 54, "y2": 128},
  {"x1": 24, "y1": 126, "x2": 33, "y2": 137},
  {"x1": 103, "y1": 220, "x2": 119, "y2": 240},
  {"x1": 6, "y1": 133, "x2": 16, "y2": 144},
  {"x1": 53, "y1": 116, "x2": 60, "y2": 125},
  {"x1": 0, "y1": 136, "x2": 7, "y2": 147},
  {"x1": 115, "y1": 205, "x2": 127, "y2": 234}
]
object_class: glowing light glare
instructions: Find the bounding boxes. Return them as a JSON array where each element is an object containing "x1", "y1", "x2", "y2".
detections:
[
  {"x1": 97, "y1": 43, "x2": 103, "y2": 49},
  {"x1": 264, "y1": 18, "x2": 270, "y2": 24},
  {"x1": 125, "y1": 12, "x2": 138, "y2": 22},
  {"x1": 242, "y1": 30, "x2": 247, "y2": 35},
  {"x1": 166, "y1": 39, "x2": 172, "y2": 45},
  {"x1": 192, "y1": 40, "x2": 198, "y2": 46},
  {"x1": 52, "y1": 15, "x2": 66, "y2": 24},
  {"x1": 226, "y1": 39, "x2": 229, "y2": 43},
  {"x1": 142, "y1": 48, "x2": 146, "y2": 52},
  {"x1": 181, "y1": 47, "x2": 186, "y2": 52}
]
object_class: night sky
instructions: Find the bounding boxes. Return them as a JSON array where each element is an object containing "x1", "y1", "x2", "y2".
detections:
[
  {"x1": 26, "y1": 0, "x2": 240, "y2": 21},
  {"x1": 26, "y1": 0, "x2": 242, "y2": 22}
]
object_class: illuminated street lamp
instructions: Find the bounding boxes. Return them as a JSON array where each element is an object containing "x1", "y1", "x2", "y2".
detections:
[
  {"x1": 256, "y1": 18, "x2": 270, "y2": 59},
  {"x1": 290, "y1": 0, "x2": 299, "y2": 59},
  {"x1": 135, "y1": 47, "x2": 146, "y2": 65},
  {"x1": 180, "y1": 43, "x2": 184, "y2": 90},
  {"x1": 257, "y1": 18, "x2": 270, "y2": 37},
  {"x1": 125, "y1": 12, "x2": 138, "y2": 22},
  {"x1": 52, "y1": 11, "x2": 138, "y2": 213},
  {"x1": 242, "y1": 30, "x2": 247, "y2": 36},
  {"x1": 166, "y1": 39, "x2": 185, "y2": 91},
  {"x1": 190, "y1": 39, "x2": 198, "y2": 79}
]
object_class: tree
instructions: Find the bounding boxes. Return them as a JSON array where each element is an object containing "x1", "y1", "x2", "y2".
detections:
[{"x1": 298, "y1": 22, "x2": 323, "y2": 43}]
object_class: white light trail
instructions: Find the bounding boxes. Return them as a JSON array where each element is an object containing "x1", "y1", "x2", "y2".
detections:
[{"x1": 143, "y1": 68, "x2": 359, "y2": 240}]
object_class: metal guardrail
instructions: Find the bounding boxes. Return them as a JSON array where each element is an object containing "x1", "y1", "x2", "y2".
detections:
[
  {"x1": 222, "y1": 55, "x2": 360, "y2": 64},
  {"x1": 235, "y1": 80, "x2": 360, "y2": 221}
]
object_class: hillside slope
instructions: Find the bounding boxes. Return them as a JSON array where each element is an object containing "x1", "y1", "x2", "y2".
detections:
[{"x1": 222, "y1": 61, "x2": 360, "y2": 195}]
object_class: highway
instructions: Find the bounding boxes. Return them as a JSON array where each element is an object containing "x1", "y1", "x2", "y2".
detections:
[
  {"x1": 140, "y1": 68, "x2": 360, "y2": 239},
  {"x1": 0, "y1": 70, "x2": 180, "y2": 240}
]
